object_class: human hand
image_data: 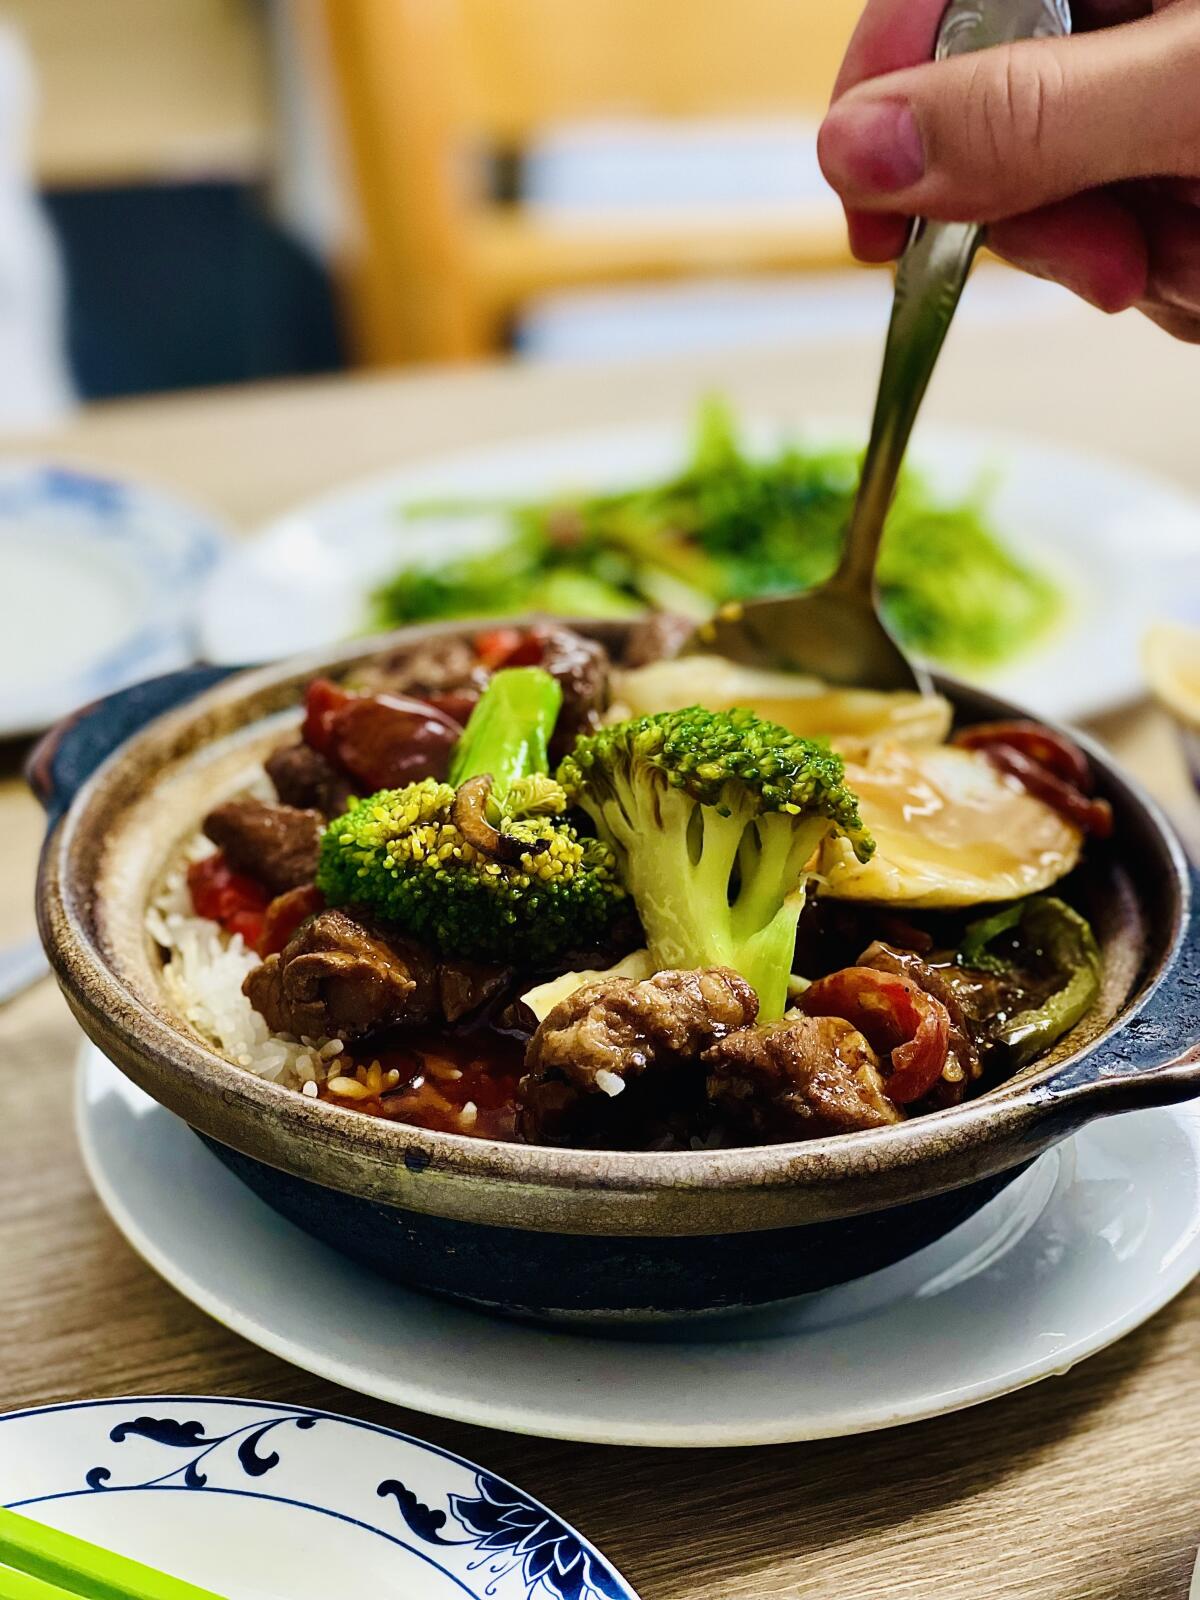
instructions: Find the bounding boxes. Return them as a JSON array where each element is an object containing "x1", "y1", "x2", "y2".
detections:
[{"x1": 818, "y1": 0, "x2": 1200, "y2": 340}]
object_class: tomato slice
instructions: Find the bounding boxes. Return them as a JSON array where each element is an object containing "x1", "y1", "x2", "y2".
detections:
[
  {"x1": 800, "y1": 966, "x2": 951, "y2": 1105},
  {"x1": 187, "y1": 852, "x2": 271, "y2": 948},
  {"x1": 227, "y1": 909, "x2": 267, "y2": 948}
]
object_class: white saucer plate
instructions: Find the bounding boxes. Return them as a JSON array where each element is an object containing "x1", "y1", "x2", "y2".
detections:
[
  {"x1": 77, "y1": 1044, "x2": 1200, "y2": 1449},
  {"x1": 0, "y1": 1396, "x2": 636, "y2": 1600},
  {"x1": 197, "y1": 418, "x2": 1200, "y2": 723},
  {"x1": 1, "y1": 462, "x2": 227, "y2": 738}
]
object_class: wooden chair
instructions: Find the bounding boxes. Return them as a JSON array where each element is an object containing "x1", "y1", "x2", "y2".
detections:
[{"x1": 316, "y1": 0, "x2": 865, "y2": 365}]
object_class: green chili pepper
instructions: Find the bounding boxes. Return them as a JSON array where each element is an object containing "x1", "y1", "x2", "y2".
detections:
[{"x1": 958, "y1": 896, "x2": 1102, "y2": 1066}]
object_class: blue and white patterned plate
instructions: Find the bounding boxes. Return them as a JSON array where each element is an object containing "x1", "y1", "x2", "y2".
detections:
[
  {"x1": 0, "y1": 462, "x2": 226, "y2": 737},
  {"x1": 0, "y1": 1397, "x2": 637, "y2": 1600}
]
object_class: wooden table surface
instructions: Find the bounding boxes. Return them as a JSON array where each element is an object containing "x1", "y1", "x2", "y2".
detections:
[{"x1": 4, "y1": 303, "x2": 1200, "y2": 1600}]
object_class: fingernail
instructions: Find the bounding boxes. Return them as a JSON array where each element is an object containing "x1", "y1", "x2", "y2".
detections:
[{"x1": 819, "y1": 98, "x2": 925, "y2": 196}]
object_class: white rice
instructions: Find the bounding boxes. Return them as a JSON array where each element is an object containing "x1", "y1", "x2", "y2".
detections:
[{"x1": 147, "y1": 837, "x2": 333, "y2": 1091}]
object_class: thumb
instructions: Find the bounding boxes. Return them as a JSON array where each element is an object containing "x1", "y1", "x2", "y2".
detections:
[{"x1": 818, "y1": 7, "x2": 1200, "y2": 223}]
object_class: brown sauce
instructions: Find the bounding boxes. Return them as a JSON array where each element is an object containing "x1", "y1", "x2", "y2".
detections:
[{"x1": 319, "y1": 1026, "x2": 525, "y2": 1140}]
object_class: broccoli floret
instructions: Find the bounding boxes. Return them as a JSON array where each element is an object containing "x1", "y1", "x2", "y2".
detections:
[
  {"x1": 558, "y1": 706, "x2": 874, "y2": 1021},
  {"x1": 316, "y1": 668, "x2": 629, "y2": 966}
]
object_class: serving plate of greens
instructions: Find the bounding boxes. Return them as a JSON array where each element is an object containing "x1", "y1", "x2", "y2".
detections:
[{"x1": 198, "y1": 405, "x2": 1200, "y2": 721}]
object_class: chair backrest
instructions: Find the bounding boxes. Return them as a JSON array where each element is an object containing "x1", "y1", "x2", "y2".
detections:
[
  {"x1": 320, "y1": 0, "x2": 865, "y2": 364},
  {"x1": 455, "y1": 0, "x2": 864, "y2": 139}
]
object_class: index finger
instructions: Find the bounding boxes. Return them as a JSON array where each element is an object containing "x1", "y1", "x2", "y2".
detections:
[
  {"x1": 827, "y1": 0, "x2": 1155, "y2": 264},
  {"x1": 831, "y1": 0, "x2": 945, "y2": 103},
  {"x1": 831, "y1": 0, "x2": 1154, "y2": 103}
]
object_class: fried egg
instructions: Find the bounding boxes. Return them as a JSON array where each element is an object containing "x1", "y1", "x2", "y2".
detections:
[
  {"x1": 817, "y1": 742, "x2": 1083, "y2": 907},
  {"x1": 609, "y1": 657, "x2": 953, "y2": 745}
]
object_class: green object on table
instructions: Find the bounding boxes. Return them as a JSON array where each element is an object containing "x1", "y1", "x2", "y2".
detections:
[
  {"x1": 0, "y1": 1508, "x2": 228, "y2": 1600},
  {"x1": 369, "y1": 399, "x2": 1062, "y2": 671},
  {"x1": 0, "y1": 1563, "x2": 77, "y2": 1600}
]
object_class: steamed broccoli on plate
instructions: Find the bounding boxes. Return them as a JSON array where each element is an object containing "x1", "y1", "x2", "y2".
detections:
[
  {"x1": 558, "y1": 706, "x2": 874, "y2": 1022},
  {"x1": 371, "y1": 401, "x2": 1060, "y2": 670},
  {"x1": 317, "y1": 667, "x2": 629, "y2": 966}
]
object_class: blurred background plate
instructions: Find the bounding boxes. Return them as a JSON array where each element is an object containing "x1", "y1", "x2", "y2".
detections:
[
  {"x1": 196, "y1": 418, "x2": 1200, "y2": 724},
  {"x1": 0, "y1": 1395, "x2": 637, "y2": 1600},
  {"x1": 0, "y1": 462, "x2": 226, "y2": 738}
]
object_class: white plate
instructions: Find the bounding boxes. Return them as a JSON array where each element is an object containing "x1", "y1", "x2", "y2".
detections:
[
  {"x1": 0, "y1": 1396, "x2": 636, "y2": 1600},
  {"x1": 197, "y1": 418, "x2": 1200, "y2": 723},
  {"x1": 1, "y1": 462, "x2": 227, "y2": 738},
  {"x1": 77, "y1": 1043, "x2": 1200, "y2": 1449}
]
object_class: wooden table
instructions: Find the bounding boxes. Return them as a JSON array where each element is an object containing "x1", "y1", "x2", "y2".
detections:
[{"x1": 4, "y1": 303, "x2": 1200, "y2": 1600}]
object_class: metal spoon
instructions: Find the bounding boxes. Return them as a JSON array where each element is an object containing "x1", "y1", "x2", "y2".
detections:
[{"x1": 690, "y1": 0, "x2": 1072, "y2": 692}]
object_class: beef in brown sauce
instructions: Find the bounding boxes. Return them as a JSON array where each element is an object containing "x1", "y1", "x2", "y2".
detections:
[
  {"x1": 704, "y1": 1016, "x2": 902, "y2": 1141},
  {"x1": 265, "y1": 741, "x2": 355, "y2": 820},
  {"x1": 350, "y1": 623, "x2": 611, "y2": 755},
  {"x1": 203, "y1": 798, "x2": 323, "y2": 896},
  {"x1": 537, "y1": 626, "x2": 610, "y2": 756},
  {"x1": 244, "y1": 908, "x2": 510, "y2": 1041},
  {"x1": 518, "y1": 967, "x2": 757, "y2": 1146},
  {"x1": 354, "y1": 635, "x2": 485, "y2": 702}
]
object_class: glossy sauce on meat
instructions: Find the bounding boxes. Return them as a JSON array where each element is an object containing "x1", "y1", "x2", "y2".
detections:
[{"x1": 320, "y1": 1026, "x2": 524, "y2": 1140}]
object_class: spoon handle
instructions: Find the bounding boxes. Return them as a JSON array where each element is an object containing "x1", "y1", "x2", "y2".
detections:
[
  {"x1": 837, "y1": 218, "x2": 981, "y2": 591},
  {"x1": 836, "y1": 0, "x2": 1072, "y2": 595}
]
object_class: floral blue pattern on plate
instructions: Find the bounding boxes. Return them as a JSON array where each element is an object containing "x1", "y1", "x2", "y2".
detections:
[
  {"x1": 0, "y1": 1397, "x2": 637, "y2": 1600},
  {"x1": 0, "y1": 462, "x2": 226, "y2": 737}
]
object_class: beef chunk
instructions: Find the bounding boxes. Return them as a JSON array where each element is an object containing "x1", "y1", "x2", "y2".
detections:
[
  {"x1": 538, "y1": 626, "x2": 610, "y2": 756},
  {"x1": 704, "y1": 1016, "x2": 902, "y2": 1142},
  {"x1": 203, "y1": 798, "x2": 323, "y2": 896},
  {"x1": 243, "y1": 908, "x2": 509, "y2": 1041},
  {"x1": 438, "y1": 962, "x2": 512, "y2": 1025},
  {"x1": 857, "y1": 942, "x2": 981, "y2": 1101},
  {"x1": 519, "y1": 967, "x2": 757, "y2": 1146},
  {"x1": 622, "y1": 612, "x2": 694, "y2": 668},
  {"x1": 265, "y1": 741, "x2": 355, "y2": 819},
  {"x1": 244, "y1": 909, "x2": 438, "y2": 1040},
  {"x1": 353, "y1": 636, "x2": 486, "y2": 707}
]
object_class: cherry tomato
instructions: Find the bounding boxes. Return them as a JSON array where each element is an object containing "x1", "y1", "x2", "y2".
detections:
[
  {"x1": 800, "y1": 966, "x2": 950, "y2": 1104},
  {"x1": 476, "y1": 626, "x2": 551, "y2": 670},
  {"x1": 187, "y1": 853, "x2": 270, "y2": 948},
  {"x1": 258, "y1": 883, "x2": 325, "y2": 957},
  {"x1": 473, "y1": 628, "x2": 526, "y2": 671}
]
